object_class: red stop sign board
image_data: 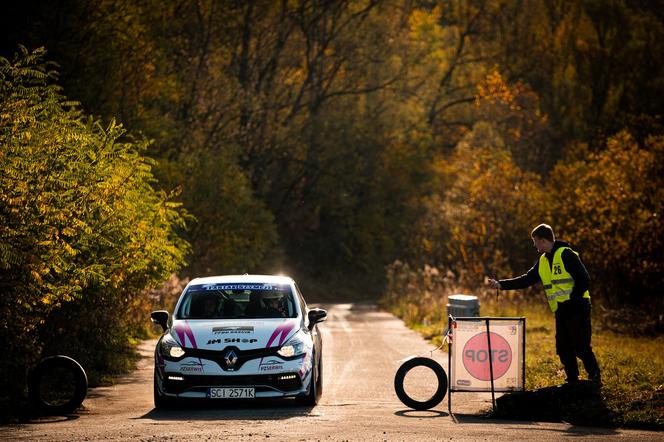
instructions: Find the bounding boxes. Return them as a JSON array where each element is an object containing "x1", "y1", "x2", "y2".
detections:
[{"x1": 462, "y1": 332, "x2": 512, "y2": 381}]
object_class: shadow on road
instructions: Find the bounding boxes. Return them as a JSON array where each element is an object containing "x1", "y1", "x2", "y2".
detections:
[
  {"x1": 20, "y1": 414, "x2": 80, "y2": 425},
  {"x1": 449, "y1": 413, "x2": 621, "y2": 437},
  {"x1": 136, "y1": 399, "x2": 316, "y2": 421},
  {"x1": 394, "y1": 409, "x2": 448, "y2": 418}
]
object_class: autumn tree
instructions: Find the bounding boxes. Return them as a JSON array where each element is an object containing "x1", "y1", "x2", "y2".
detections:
[
  {"x1": 407, "y1": 121, "x2": 550, "y2": 286},
  {"x1": 2, "y1": 0, "x2": 662, "y2": 305},
  {"x1": 0, "y1": 48, "x2": 189, "y2": 413},
  {"x1": 550, "y1": 132, "x2": 664, "y2": 307},
  {"x1": 490, "y1": 0, "x2": 664, "y2": 146}
]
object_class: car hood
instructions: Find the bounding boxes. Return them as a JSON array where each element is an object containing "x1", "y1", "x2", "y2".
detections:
[{"x1": 170, "y1": 318, "x2": 300, "y2": 351}]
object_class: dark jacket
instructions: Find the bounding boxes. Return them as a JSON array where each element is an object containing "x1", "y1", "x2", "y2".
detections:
[{"x1": 498, "y1": 240, "x2": 591, "y2": 305}]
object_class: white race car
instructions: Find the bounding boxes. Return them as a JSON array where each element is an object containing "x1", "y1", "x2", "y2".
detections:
[{"x1": 150, "y1": 274, "x2": 327, "y2": 408}]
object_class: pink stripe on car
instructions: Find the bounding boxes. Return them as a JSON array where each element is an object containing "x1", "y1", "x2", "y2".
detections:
[{"x1": 173, "y1": 322, "x2": 198, "y2": 349}]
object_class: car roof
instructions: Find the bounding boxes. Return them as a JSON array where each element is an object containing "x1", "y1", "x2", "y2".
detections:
[{"x1": 188, "y1": 274, "x2": 295, "y2": 286}]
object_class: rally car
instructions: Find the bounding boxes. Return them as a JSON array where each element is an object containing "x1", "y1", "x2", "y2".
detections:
[{"x1": 150, "y1": 274, "x2": 327, "y2": 408}]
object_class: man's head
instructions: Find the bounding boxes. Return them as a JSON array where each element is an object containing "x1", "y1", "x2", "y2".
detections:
[
  {"x1": 263, "y1": 293, "x2": 285, "y2": 314},
  {"x1": 531, "y1": 223, "x2": 555, "y2": 253},
  {"x1": 202, "y1": 296, "x2": 218, "y2": 316}
]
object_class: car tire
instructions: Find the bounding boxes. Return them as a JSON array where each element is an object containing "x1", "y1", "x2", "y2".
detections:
[
  {"x1": 28, "y1": 355, "x2": 88, "y2": 415},
  {"x1": 394, "y1": 357, "x2": 447, "y2": 410},
  {"x1": 153, "y1": 370, "x2": 175, "y2": 409},
  {"x1": 315, "y1": 351, "x2": 323, "y2": 399},
  {"x1": 296, "y1": 352, "x2": 321, "y2": 406}
]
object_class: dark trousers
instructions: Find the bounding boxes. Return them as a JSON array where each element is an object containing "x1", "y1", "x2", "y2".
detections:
[{"x1": 554, "y1": 299, "x2": 600, "y2": 381}]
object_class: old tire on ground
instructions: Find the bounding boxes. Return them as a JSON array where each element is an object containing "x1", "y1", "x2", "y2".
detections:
[
  {"x1": 28, "y1": 355, "x2": 88, "y2": 415},
  {"x1": 394, "y1": 357, "x2": 447, "y2": 410}
]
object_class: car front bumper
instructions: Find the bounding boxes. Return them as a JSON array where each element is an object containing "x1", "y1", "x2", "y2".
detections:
[
  {"x1": 158, "y1": 371, "x2": 307, "y2": 398},
  {"x1": 155, "y1": 351, "x2": 313, "y2": 399}
]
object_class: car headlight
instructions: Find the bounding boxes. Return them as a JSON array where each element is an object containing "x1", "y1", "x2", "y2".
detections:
[
  {"x1": 277, "y1": 333, "x2": 306, "y2": 358},
  {"x1": 160, "y1": 333, "x2": 186, "y2": 359}
]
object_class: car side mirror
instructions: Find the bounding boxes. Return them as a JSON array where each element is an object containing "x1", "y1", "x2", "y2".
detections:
[
  {"x1": 307, "y1": 308, "x2": 327, "y2": 330},
  {"x1": 151, "y1": 310, "x2": 169, "y2": 332}
]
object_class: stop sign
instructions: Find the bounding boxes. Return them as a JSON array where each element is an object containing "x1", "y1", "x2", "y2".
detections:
[{"x1": 462, "y1": 332, "x2": 512, "y2": 381}]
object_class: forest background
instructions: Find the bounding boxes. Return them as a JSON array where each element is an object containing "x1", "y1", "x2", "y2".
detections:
[{"x1": 1, "y1": 0, "x2": 662, "y2": 421}]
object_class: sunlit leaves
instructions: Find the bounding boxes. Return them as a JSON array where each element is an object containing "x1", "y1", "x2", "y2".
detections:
[
  {"x1": 174, "y1": 149, "x2": 277, "y2": 275},
  {"x1": 0, "y1": 48, "x2": 189, "y2": 401},
  {"x1": 409, "y1": 121, "x2": 549, "y2": 286},
  {"x1": 3, "y1": 1, "x2": 662, "y2": 303},
  {"x1": 551, "y1": 131, "x2": 663, "y2": 304}
]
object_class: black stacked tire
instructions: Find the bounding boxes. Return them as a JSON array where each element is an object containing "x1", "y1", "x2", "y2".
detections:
[
  {"x1": 28, "y1": 355, "x2": 88, "y2": 415},
  {"x1": 394, "y1": 357, "x2": 447, "y2": 410}
]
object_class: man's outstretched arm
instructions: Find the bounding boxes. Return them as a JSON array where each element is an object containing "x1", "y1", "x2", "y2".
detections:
[{"x1": 491, "y1": 262, "x2": 540, "y2": 290}]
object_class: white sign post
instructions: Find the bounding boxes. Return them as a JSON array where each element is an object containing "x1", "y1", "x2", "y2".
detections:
[{"x1": 448, "y1": 317, "x2": 525, "y2": 414}]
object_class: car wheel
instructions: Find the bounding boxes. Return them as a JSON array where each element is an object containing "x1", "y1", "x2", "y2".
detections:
[
  {"x1": 28, "y1": 355, "x2": 88, "y2": 415},
  {"x1": 315, "y1": 351, "x2": 323, "y2": 399},
  {"x1": 394, "y1": 357, "x2": 447, "y2": 410},
  {"x1": 296, "y1": 352, "x2": 321, "y2": 406},
  {"x1": 153, "y1": 370, "x2": 174, "y2": 409}
]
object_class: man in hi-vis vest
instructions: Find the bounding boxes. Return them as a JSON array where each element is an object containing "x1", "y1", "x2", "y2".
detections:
[{"x1": 487, "y1": 223, "x2": 601, "y2": 385}]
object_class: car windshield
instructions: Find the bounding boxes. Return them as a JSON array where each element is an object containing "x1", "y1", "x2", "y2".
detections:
[{"x1": 175, "y1": 283, "x2": 297, "y2": 319}]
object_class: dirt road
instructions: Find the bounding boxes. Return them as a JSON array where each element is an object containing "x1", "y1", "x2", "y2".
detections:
[{"x1": 1, "y1": 303, "x2": 659, "y2": 441}]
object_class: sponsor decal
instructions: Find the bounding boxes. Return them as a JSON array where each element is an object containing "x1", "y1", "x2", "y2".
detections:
[
  {"x1": 259, "y1": 360, "x2": 284, "y2": 372},
  {"x1": 179, "y1": 360, "x2": 205, "y2": 373},
  {"x1": 462, "y1": 332, "x2": 512, "y2": 381},
  {"x1": 173, "y1": 321, "x2": 198, "y2": 349},
  {"x1": 224, "y1": 337, "x2": 258, "y2": 343},
  {"x1": 202, "y1": 284, "x2": 288, "y2": 291},
  {"x1": 207, "y1": 338, "x2": 258, "y2": 345},
  {"x1": 212, "y1": 326, "x2": 254, "y2": 334},
  {"x1": 298, "y1": 353, "x2": 312, "y2": 378}
]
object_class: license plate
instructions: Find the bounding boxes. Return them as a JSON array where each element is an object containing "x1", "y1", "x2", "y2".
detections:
[{"x1": 207, "y1": 387, "x2": 255, "y2": 399}]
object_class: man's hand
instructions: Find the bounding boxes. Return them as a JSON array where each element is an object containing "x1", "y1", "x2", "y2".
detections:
[{"x1": 486, "y1": 278, "x2": 501, "y2": 290}]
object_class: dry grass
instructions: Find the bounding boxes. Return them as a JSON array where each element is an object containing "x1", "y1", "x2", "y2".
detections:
[{"x1": 382, "y1": 288, "x2": 664, "y2": 429}]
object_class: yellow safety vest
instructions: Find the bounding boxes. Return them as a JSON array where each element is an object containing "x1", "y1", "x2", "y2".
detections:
[{"x1": 538, "y1": 246, "x2": 591, "y2": 312}]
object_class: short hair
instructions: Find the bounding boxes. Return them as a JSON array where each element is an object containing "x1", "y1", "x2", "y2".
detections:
[{"x1": 531, "y1": 223, "x2": 555, "y2": 242}]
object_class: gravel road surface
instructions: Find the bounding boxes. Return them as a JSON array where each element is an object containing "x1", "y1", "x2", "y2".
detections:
[{"x1": 1, "y1": 303, "x2": 659, "y2": 441}]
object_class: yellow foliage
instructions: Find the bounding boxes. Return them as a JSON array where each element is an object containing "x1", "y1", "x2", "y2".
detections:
[
  {"x1": 476, "y1": 69, "x2": 516, "y2": 108},
  {"x1": 551, "y1": 131, "x2": 663, "y2": 304}
]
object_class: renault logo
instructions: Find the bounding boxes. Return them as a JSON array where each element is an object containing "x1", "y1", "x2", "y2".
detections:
[{"x1": 224, "y1": 349, "x2": 238, "y2": 367}]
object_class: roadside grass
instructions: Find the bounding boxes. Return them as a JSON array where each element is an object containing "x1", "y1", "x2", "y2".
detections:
[{"x1": 384, "y1": 292, "x2": 664, "y2": 430}]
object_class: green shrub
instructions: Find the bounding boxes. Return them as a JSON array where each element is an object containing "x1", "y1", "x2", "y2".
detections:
[{"x1": 0, "y1": 47, "x2": 189, "y2": 419}]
